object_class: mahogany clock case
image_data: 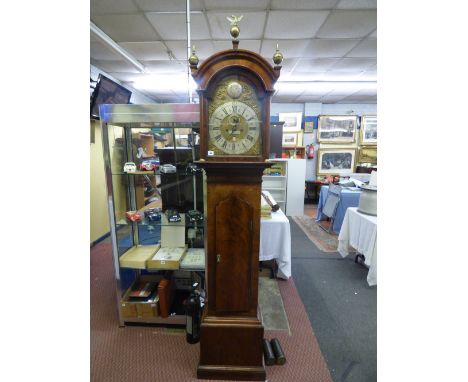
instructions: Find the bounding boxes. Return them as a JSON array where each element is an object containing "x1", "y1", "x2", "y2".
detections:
[
  {"x1": 192, "y1": 48, "x2": 280, "y2": 163},
  {"x1": 192, "y1": 42, "x2": 280, "y2": 381},
  {"x1": 196, "y1": 161, "x2": 268, "y2": 381},
  {"x1": 204, "y1": 70, "x2": 266, "y2": 160}
]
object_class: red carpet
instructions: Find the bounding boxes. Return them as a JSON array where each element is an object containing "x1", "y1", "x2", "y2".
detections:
[{"x1": 91, "y1": 241, "x2": 332, "y2": 382}]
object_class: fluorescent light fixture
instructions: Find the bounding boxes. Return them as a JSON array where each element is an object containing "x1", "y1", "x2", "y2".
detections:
[
  {"x1": 274, "y1": 81, "x2": 376, "y2": 94},
  {"x1": 90, "y1": 21, "x2": 146, "y2": 73},
  {"x1": 132, "y1": 75, "x2": 197, "y2": 93}
]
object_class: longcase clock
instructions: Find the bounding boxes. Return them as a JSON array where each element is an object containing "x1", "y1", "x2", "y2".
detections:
[{"x1": 190, "y1": 16, "x2": 282, "y2": 381}]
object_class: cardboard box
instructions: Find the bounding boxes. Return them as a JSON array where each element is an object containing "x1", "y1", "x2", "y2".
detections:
[
  {"x1": 120, "y1": 301, "x2": 138, "y2": 318},
  {"x1": 119, "y1": 244, "x2": 160, "y2": 269},
  {"x1": 180, "y1": 248, "x2": 205, "y2": 270},
  {"x1": 120, "y1": 275, "x2": 163, "y2": 319},
  {"x1": 161, "y1": 213, "x2": 186, "y2": 248},
  {"x1": 136, "y1": 295, "x2": 159, "y2": 318},
  {"x1": 146, "y1": 246, "x2": 188, "y2": 270}
]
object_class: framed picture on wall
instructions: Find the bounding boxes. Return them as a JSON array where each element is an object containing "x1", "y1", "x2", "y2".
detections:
[
  {"x1": 316, "y1": 148, "x2": 356, "y2": 176},
  {"x1": 304, "y1": 121, "x2": 314, "y2": 133},
  {"x1": 317, "y1": 115, "x2": 357, "y2": 144},
  {"x1": 279, "y1": 112, "x2": 303, "y2": 132},
  {"x1": 282, "y1": 133, "x2": 298, "y2": 147},
  {"x1": 360, "y1": 115, "x2": 377, "y2": 145},
  {"x1": 358, "y1": 147, "x2": 377, "y2": 164}
]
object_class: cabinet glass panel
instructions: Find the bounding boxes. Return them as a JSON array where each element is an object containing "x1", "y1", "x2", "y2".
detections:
[{"x1": 100, "y1": 104, "x2": 204, "y2": 325}]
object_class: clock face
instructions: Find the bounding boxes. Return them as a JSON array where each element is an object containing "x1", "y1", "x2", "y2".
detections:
[
  {"x1": 208, "y1": 77, "x2": 262, "y2": 156},
  {"x1": 209, "y1": 101, "x2": 260, "y2": 155}
]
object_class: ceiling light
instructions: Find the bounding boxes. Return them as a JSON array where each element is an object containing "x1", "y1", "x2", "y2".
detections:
[
  {"x1": 90, "y1": 21, "x2": 146, "y2": 73},
  {"x1": 275, "y1": 81, "x2": 376, "y2": 94},
  {"x1": 133, "y1": 75, "x2": 197, "y2": 93}
]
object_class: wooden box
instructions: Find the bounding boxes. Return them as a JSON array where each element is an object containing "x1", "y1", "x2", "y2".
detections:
[
  {"x1": 121, "y1": 275, "x2": 163, "y2": 318},
  {"x1": 146, "y1": 245, "x2": 187, "y2": 270},
  {"x1": 119, "y1": 244, "x2": 160, "y2": 269}
]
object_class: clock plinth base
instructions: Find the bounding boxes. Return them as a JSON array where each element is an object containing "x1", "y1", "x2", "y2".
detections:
[{"x1": 197, "y1": 316, "x2": 266, "y2": 381}]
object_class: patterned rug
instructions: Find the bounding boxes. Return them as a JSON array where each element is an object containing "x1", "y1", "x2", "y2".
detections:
[{"x1": 292, "y1": 215, "x2": 338, "y2": 252}]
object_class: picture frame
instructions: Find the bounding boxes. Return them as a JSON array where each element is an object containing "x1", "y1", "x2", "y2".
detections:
[
  {"x1": 282, "y1": 133, "x2": 298, "y2": 147},
  {"x1": 279, "y1": 112, "x2": 303, "y2": 132},
  {"x1": 316, "y1": 148, "x2": 357, "y2": 176},
  {"x1": 304, "y1": 121, "x2": 314, "y2": 133},
  {"x1": 317, "y1": 115, "x2": 357, "y2": 144},
  {"x1": 360, "y1": 115, "x2": 377, "y2": 146},
  {"x1": 358, "y1": 147, "x2": 377, "y2": 165}
]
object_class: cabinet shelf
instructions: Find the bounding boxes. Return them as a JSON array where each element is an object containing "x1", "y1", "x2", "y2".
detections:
[
  {"x1": 122, "y1": 315, "x2": 186, "y2": 325},
  {"x1": 114, "y1": 171, "x2": 158, "y2": 176},
  {"x1": 116, "y1": 220, "x2": 204, "y2": 228},
  {"x1": 262, "y1": 159, "x2": 305, "y2": 216}
]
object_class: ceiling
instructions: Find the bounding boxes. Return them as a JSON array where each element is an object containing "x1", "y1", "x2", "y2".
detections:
[{"x1": 90, "y1": 0, "x2": 377, "y2": 104}]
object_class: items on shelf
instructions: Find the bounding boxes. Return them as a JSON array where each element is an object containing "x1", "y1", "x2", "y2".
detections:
[
  {"x1": 120, "y1": 276, "x2": 161, "y2": 318},
  {"x1": 129, "y1": 280, "x2": 157, "y2": 300},
  {"x1": 165, "y1": 209, "x2": 181, "y2": 223},
  {"x1": 139, "y1": 158, "x2": 159, "y2": 171},
  {"x1": 119, "y1": 244, "x2": 160, "y2": 269},
  {"x1": 158, "y1": 274, "x2": 176, "y2": 318},
  {"x1": 161, "y1": 213, "x2": 186, "y2": 247},
  {"x1": 123, "y1": 162, "x2": 137, "y2": 173},
  {"x1": 180, "y1": 248, "x2": 205, "y2": 270},
  {"x1": 144, "y1": 207, "x2": 162, "y2": 222},
  {"x1": 126, "y1": 210, "x2": 142, "y2": 222},
  {"x1": 147, "y1": 246, "x2": 188, "y2": 270},
  {"x1": 160, "y1": 164, "x2": 177, "y2": 173},
  {"x1": 264, "y1": 163, "x2": 284, "y2": 176},
  {"x1": 187, "y1": 209, "x2": 203, "y2": 224}
]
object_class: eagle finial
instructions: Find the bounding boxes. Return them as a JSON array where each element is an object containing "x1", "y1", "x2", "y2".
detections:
[{"x1": 226, "y1": 15, "x2": 243, "y2": 41}]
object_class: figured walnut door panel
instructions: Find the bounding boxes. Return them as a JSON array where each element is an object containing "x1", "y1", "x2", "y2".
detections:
[{"x1": 214, "y1": 195, "x2": 253, "y2": 313}]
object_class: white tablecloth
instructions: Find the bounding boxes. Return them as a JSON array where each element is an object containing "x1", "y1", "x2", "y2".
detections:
[
  {"x1": 338, "y1": 207, "x2": 377, "y2": 286},
  {"x1": 260, "y1": 208, "x2": 291, "y2": 279}
]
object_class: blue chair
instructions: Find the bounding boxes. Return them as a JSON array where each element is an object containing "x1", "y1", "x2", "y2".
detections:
[{"x1": 318, "y1": 183, "x2": 342, "y2": 233}]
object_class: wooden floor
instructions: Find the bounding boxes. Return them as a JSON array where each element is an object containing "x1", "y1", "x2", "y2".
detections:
[{"x1": 303, "y1": 203, "x2": 332, "y2": 231}]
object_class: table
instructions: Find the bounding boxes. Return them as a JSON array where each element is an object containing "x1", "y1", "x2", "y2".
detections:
[
  {"x1": 338, "y1": 207, "x2": 377, "y2": 286},
  {"x1": 260, "y1": 208, "x2": 291, "y2": 279},
  {"x1": 316, "y1": 185, "x2": 361, "y2": 233}
]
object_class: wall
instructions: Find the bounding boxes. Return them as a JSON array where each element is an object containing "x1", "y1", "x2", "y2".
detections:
[
  {"x1": 90, "y1": 120, "x2": 110, "y2": 243},
  {"x1": 272, "y1": 102, "x2": 377, "y2": 116},
  {"x1": 271, "y1": 102, "x2": 377, "y2": 180}
]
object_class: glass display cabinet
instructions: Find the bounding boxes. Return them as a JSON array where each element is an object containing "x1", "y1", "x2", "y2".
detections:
[{"x1": 100, "y1": 104, "x2": 205, "y2": 326}]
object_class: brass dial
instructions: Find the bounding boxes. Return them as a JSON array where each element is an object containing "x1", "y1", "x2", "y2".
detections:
[
  {"x1": 207, "y1": 77, "x2": 262, "y2": 156},
  {"x1": 209, "y1": 101, "x2": 260, "y2": 155}
]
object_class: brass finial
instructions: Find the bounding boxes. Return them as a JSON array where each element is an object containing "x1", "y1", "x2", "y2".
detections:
[
  {"x1": 227, "y1": 15, "x2": 243, "y2": 40},
  {"x1": 188, "y1": 45, "x2": 199, "y2": 67},
  {"x1": 273, "y1": 43, "x2": 283, "y2": 66}
]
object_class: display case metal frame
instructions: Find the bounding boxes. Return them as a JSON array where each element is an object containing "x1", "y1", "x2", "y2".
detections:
[{"x1": 99, "y1": 103, "x2": 201, "y2": 326}]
